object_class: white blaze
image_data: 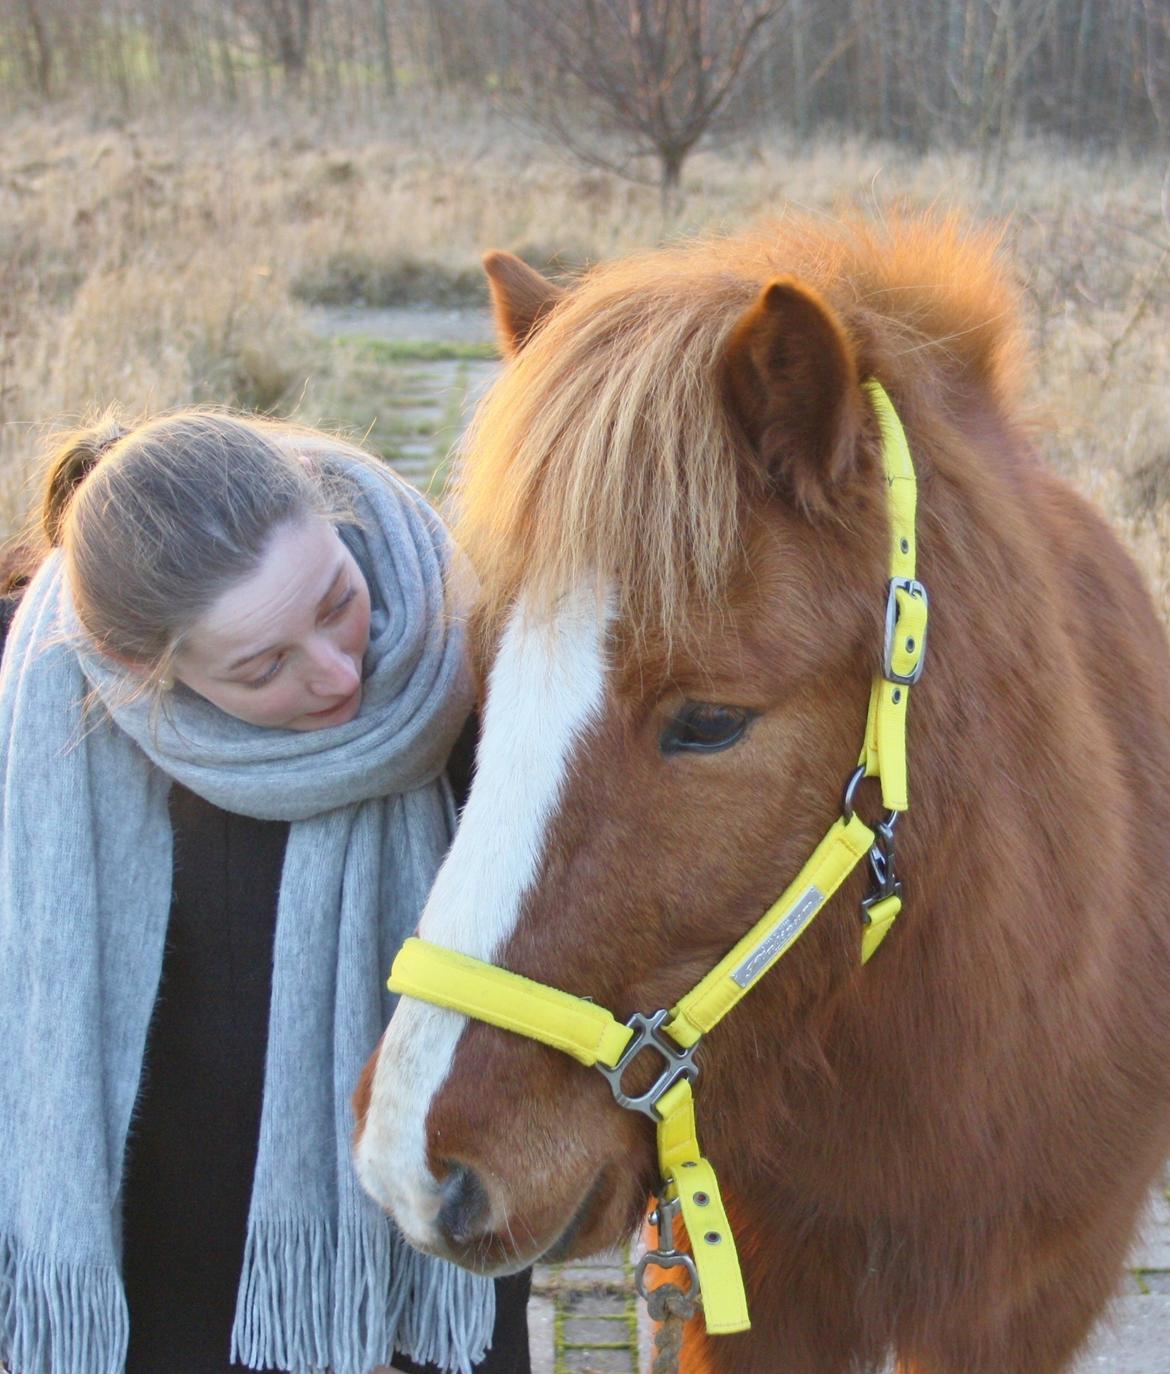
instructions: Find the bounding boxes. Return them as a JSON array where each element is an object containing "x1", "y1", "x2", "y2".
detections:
[{"x1": 356, "y1": 583, "x2": 610, "y2": 1242}]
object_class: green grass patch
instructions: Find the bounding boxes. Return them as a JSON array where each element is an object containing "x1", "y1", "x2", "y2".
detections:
[{"x1": 351, "y1": 337, "x2": 498, "y2": 363}]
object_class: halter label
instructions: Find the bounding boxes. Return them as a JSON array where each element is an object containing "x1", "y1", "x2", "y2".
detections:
[{"x1": 731, "y1": 887, "x2": 825, "y2": 988}]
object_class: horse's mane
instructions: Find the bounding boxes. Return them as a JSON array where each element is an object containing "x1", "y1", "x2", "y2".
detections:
[{"x1": 452, "y1": 213, "x2": 1024, "y2": 648}]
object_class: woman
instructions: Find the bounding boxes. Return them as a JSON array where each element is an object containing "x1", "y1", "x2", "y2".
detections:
[{"x1": 0, "y1": 412, "x2": 530, "y2": 1374}]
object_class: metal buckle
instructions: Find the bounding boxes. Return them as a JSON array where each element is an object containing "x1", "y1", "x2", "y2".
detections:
[
  {"x1": 634, "y1": 1195, "x2": 700, "y2": 1301},
  {"x1": 598, "y1": 1009, "x2": 700, "y2": 1121},
  {"x1": 883, "y1": 577, "x2": 928, "y2": 685}
]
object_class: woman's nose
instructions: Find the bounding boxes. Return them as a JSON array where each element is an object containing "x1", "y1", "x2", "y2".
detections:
[{"x1": 306, "y1": 638, "x2": 360, "y2": 696}]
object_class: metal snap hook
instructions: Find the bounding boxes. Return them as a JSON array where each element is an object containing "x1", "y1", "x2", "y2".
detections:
[
  {"x1": 862, "y1": 811, "x2": 904, "y2": 919},
  {"x1": 634, "y1": 1196, "x2": 700, "y2": 1302}
]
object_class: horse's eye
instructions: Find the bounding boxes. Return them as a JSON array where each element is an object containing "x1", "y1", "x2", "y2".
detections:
[{"x1": 660, "y1": 702, "x2": 753, "y2": 755}]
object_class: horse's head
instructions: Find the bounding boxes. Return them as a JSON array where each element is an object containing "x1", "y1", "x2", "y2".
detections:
[{"x1": 354, "y1": 224, "x2": 1008, "y2": 1272}]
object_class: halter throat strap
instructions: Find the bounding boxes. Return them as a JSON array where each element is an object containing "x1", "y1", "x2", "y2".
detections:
[{"x1": 386, "y1": 380, "x2": 926, "y2": 1336}]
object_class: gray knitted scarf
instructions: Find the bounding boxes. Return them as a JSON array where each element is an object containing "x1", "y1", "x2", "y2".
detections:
[{"x1": 0, "y1": 457, "x2": 493, "y2": 1374}]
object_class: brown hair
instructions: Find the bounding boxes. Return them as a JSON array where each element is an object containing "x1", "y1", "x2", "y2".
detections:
[{"x1": 42, "y1": 409, "x2": 360, "y2": 684}]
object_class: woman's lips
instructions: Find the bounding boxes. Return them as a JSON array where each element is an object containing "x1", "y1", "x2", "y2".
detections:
[{"x1": 305, "y1": 684, "x2": 360, "y2": 719}]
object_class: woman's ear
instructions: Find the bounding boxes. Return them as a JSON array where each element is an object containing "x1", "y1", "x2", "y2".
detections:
[
  {"x1": 100, "y1": 644, "x2": 161, "y2": 682},
  {"x1": 482, "y1": 251, "x2": 566, "y2": 357},
  {"x1": 722, "y1": 278, "x2": 864, "y2": 511}
]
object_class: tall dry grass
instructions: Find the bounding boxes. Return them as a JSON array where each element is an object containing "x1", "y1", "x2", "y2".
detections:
[{"x1": 1, "y1": 103, "x2": 1167, "y2": 613}]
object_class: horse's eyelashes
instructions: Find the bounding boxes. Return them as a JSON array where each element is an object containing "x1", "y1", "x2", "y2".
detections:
[{"x1": 660, "y1": 702, "x2": 753, "y2": 755}]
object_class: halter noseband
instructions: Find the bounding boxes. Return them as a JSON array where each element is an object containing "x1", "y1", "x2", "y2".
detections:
[{"x1": 387, "y1": 381, "x2": 927, "y2": 1335}]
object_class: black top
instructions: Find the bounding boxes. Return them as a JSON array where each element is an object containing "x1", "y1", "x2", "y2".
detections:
[
  {"x1": 0, "y1": 596, "x2": 527, "y2": 1374},
  {"x1": 120, "y1": 785, "x2": 289, "y2": 1371}
]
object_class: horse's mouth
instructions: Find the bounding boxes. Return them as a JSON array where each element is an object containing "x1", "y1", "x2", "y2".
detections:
[{"x1": 429, "y1": 1167, "x2": 616, "y2": 1276}]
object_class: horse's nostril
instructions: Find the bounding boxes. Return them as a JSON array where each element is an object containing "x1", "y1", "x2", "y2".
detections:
[{"x1": 437, "y1": 1163, "x2": 490, "y2": 1246}]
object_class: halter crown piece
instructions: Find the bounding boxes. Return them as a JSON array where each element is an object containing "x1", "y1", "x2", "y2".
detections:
[{"x1": 388, "y1": 381, "x2": 928, "y2": 1334}]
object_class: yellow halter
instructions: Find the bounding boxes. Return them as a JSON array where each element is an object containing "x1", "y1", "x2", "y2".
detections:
[{"x1": 387, "y1": 381, "x2": 927, "y2": 1335}]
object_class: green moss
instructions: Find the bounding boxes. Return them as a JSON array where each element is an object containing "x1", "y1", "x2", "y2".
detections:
[{"x1": 623, "y1": 1249, "x2": 640, "y2": 1357}]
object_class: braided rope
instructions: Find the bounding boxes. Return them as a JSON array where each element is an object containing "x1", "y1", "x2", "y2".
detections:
[{"x1": 645, "y1": 1282, "x2": 697, "y2": 1374}]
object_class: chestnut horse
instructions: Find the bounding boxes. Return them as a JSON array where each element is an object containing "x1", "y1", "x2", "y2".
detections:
[{"x1": 355, "y1": 217, "x2": 1170, "y2": 1374}]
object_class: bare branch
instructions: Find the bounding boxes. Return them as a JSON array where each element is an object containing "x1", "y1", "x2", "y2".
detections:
[{"x1": 505, "y1": 0, "x2": 785, "y2": 204}]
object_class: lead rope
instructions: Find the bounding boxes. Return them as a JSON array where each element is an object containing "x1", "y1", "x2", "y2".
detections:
[
  {"x1": 646, "y1": 1283, "x2": 695, "y2": 1374},
  {"x1": 640, "y1": 1197, "x2": 696, "y2": 1374}
]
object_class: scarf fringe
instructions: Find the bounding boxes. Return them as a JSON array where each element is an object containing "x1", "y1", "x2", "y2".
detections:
[
  {"x1": 232, "y1": 1214, "x2": 335, "y2": 1372},
  {"x1": 330, "y1": 1205, "x2": 399, "y2": 1373},
  {"x1": 0, "y1": 1233, "x2": 128, "y2": 1374},
  {"x1": 376, "y1": 1228, "x2": 494, "y2": 1374},
  {"x1": 231, "y1": 1212, "x2": 494, "y2": 1374}
]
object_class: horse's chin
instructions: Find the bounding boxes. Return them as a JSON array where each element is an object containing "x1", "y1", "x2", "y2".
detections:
[
  {"x1": 407, "y1": 1165, "x2": 635, "y2": 1277},
  {"x1": 536, "y1": 1166, "x2": 615, "y2": 1262}
]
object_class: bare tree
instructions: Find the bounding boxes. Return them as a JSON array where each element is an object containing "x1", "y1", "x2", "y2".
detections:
[
  {"x1": 233, "y1": 0, "x2": 316, "y2": 88},
  {"x1": 0, "y1": 0, "x2": 1165, "y2": 154},
  {"x1": 507, "y1": 0, "x2": 785, "y2": 211}
]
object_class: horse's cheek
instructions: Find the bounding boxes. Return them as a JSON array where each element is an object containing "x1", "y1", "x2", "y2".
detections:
[{"x1": 352, "y1": 1031, "x2": 383, "y2": 1141}]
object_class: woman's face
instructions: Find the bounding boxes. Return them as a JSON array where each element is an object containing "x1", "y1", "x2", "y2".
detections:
[{"x1": 174, "y1": 516, "x2": 372, "y2": 731}]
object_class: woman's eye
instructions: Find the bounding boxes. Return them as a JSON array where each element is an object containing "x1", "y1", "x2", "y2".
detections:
[
  {"x1": 660, "y1": 702, "x2": 754, "y2": 755},
  {"x1": 245, "y1": 655, "x2": 285, "y2": 689},
  {"x1": 324, "y1": 587, "x2": 356, "y2": 622}
]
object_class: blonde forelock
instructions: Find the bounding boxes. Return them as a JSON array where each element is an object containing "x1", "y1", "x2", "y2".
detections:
[
  {"x1": 454, "y1": 249, "x2": 757, "y2": 651},
  {"x1": 452, "y1": 213, "x2": 1021, "y2": 651}
]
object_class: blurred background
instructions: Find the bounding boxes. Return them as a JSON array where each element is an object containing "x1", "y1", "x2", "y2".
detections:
[{"x1": 0, "y1": 0, "x2": 1167, "y2": 615}]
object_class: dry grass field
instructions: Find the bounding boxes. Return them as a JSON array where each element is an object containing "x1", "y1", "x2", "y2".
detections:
[{"x1": 1, "y1": 103, "x2": 1167, "y2": 616}]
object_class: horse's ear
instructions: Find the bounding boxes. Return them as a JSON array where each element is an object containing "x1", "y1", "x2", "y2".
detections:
[
  {"x1": 722, "y1": 277, "x2": 864, "y2": 510},
  {"x1": 483, "y1": 251, "x2": 566, "y2": 357}
]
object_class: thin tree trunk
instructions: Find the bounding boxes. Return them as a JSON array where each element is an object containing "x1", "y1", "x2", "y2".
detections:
[
  {"x1": 1070, "y1": 0, "x2": 1093, "y2": 139},
  {"x1": 214, "y1": 3, "x2": 238, "y2": 105},
  {"x1": 660, "y1": 148, "x2": 684, "y2": 219},
  {"x1": 376, "y1": 0, "x2": 397, "y2": 97},
  {"x1": 792, "y1": 0, "x2": 808, "y2": 137},
  {"x1": 20, "y1": 0, "x2": 53, "y2": 98}
]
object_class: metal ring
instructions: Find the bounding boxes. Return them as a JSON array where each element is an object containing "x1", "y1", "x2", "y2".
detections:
[
  {"x1": 844, "y1": 769, "x2": 904, "y2": 833},
  {"x1": 841, "y1": 765, "x2": 866, "y2": 822}
]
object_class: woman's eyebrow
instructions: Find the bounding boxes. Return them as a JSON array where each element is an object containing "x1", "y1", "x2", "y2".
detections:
[{"x1": 224, "y1": 560, "x2": 346, "y2": 673}]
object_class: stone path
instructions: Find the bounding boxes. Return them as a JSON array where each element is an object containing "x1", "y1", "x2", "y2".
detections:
[
  {"x1": 1080, "y1": 1179, "x2": 1170, "y2": 1373},
  {"x1": 306, "y1": 304, "x2": 499, "y2": 499},
  {"x1": 527, "y1": 1250, "x2": 643, "y2": 1374},
  {"x1": 317, "y1": 306, "x2": 1170, "y2": 1374},
  {"x1": 374, "y1": 354, "x2": 497, "y2": 495}
]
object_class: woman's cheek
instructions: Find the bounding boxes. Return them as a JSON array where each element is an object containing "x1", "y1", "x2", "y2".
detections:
[{"x1": 222, "y1": 683, "x2": 300, "y2": 729}]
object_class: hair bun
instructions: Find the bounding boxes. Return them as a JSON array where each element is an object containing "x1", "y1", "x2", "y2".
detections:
[{"x1": 41, "y1": 412, "x2": 129, "y2": 546}]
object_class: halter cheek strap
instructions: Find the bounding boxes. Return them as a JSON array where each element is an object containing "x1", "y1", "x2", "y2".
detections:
[{"x1": 386, "y1": 381, "x2": 927, "y2": 1335}]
